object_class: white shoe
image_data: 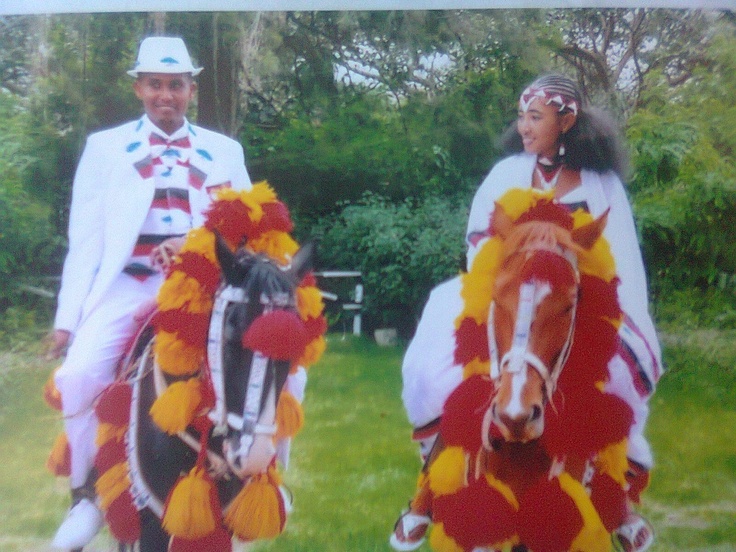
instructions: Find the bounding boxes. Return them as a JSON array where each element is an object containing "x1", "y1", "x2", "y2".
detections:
[
  {"x1": 613, "y1": 513, "x2": 655, "y2": 552},
  {"x1": 389, "y1": 509, "x2": 431, "y2": 551},
  {"x1": 51, "y1": 498, "x2": 103, "y2": 550}
]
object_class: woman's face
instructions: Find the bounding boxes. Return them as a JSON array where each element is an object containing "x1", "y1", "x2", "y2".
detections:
[{"x1": 517, "y1": 98, "x2": 574, "y2": 159}]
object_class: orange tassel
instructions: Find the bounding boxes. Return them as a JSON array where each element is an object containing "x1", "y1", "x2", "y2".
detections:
[
  {"x1": 43, "y1": 370, "x2": 63, "y2": 411},
  {"x1": 428, "y1": 446, "x2": 468, "y2": 497},
  {"x1": 428, "y1": 522, "x2": 464, "y2": 552},
  {"x1": 162, "y1": 467, "x2": 219, "y2": 539},
  {"x1": 96, "y1": 461, "x2": 131, "y2": 511},
  {"x1": 46, "y1": 432, "x2": 71, "y2": 476},
  {"x1": 298, "y1": 336, "x2": 326, "y2": 368},
  {"x1": 224, "y1": 471, "x2": 286, "y2": 541},
  {"x1": 150, "y1": 379, "x2": 203, "y2": 435},
  {"x1": 96, "y1": 422, "x2": 127, "y2": 447},
  {"x1": 275, "y1": 391, "x2": 304, "y2": 439}
]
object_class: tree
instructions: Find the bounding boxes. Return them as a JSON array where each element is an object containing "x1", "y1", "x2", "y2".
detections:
[{"x1": 545, "y1": 9, "x2": 721, "y2": 114}]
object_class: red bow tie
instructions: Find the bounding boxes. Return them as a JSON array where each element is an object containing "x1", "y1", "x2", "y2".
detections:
[{"x1": 149, "y1": 134, "x2": 191, "y2": 149}]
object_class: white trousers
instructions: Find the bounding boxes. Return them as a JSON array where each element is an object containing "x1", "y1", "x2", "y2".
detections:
[
  {"x1": 55, "y1": 273, "x2": 162, "y2": 488},
  {"x1": 401, "y1": 276, "x2": 654, "y2": 469}
]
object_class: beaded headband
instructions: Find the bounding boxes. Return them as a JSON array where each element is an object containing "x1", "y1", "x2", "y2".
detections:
[{"x1": 519, "y1": 85, "x2": 579, "y2": 116}]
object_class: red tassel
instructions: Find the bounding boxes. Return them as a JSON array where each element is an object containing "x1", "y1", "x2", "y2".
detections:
[
  {"x1": 153, "y1": 310, "x2": 210, "y2": 347},
  {"x1": 299, "y1": 273, "x2": 317, "y2": 287},
  {"x1": 105, "y1": 490, "x2": 141, "y2": 543},
  {"x1": 542, "y1": 390, "x2": 633, "y2": 458},
  {"x1": 242, "y1": 310, "x2": 309, "y2": 361},
  {"x1": 205, "y1": 199, "x2": 258, "y2": 244},
  {"x1": 589, "y1": 471, "x2": 628, "y2": 532},
  {"x1": 176, "y1": 252, "x2": 221, "y2": 295},
  {"x1": 303, "y1": 315, "x2": 328, "y2": 341},
  {"x1": 520, "y1": 251, "x2": 577, "y2": 290},
  {"x1": 95, "y1": 438, "x2": 127, "y2": 475},
  {"x1": 95, "y1": 382, "x2": 132, "y2": 426},
  {"x1": 258, "y1": 201, "x2": 294, "y2": 234},
  {"x1": 169, "y1": 526, "x2": 232, "y2": 552},
  {"x1": 580, "y1": 275, "x2": 621, "y2": 320},
  {"x1": 514, "y1": 198, "x2": 574, "y2": 230},
  {"x1": 517, "y1": 476, "x2": 582, "y2": 552},
  {"x1": 440, "y1": 375, "x2": 494, "y2": 452},
  {"x1": 433, "y1": 475, "x2": 517, "y2": 550},
  {"x1": 454, "y1": 317, "x2": 490, "y2": 366}
]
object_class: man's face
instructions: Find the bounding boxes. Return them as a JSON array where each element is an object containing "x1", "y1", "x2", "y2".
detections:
[{"x1": 133, "y1": 73, "x2": 196, "y2": 135}]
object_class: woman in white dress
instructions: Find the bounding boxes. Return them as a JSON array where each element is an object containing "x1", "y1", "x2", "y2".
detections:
[{"x1": 391, "y1": 74, "x2": 661, "y2": 552}]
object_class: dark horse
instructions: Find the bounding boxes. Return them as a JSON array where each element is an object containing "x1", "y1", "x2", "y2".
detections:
[{"x1": 100, "y1": 237, "x2": 315, "y2": 551}]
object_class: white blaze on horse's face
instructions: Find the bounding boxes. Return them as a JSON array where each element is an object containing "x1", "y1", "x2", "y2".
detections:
[
  {"x1": 504, "y1": 281, "x2": 551, "y2": 422},
  {"x1": 489, "y1": 246, "x2": 580, "y2": 444}
]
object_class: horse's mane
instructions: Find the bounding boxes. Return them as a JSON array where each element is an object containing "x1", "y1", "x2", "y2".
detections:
[{"x1": 503, "y1": 221, "x2": 577, "y2": 258}]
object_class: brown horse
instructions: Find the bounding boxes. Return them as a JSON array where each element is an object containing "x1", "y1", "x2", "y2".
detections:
[
  {"x1": 394, "y1": 192, "x2": 633, "y2": 552},
  {"x1": 484, "y1": 202, "x2": 606, "y2": 445}
]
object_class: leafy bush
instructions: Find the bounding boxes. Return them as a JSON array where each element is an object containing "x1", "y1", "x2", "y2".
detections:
[
  {"x1": 314, "y1": 192, "x2": 469, "y2": 337},
  {"x1": 0, "y1": 91, "x2": 59, "y2": 324}
]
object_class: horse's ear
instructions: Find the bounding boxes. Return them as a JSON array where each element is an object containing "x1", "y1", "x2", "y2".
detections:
[
  {"x1": 490, "y1": 202, "x2": 514, "y2": 239},
  {"x1": 572, "y1": 208, "x2": 609, "y2": 250},
  {"x1": 214, "y1": 231, "x2": 239, "y2": 284},
  {"x1": 289, "y1": 240, "x2": 316, "y2": 282}
]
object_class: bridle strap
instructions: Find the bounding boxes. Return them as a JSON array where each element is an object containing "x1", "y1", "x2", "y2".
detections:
[
  {"x1": 488, "y1": 248, "x2": 579, "y2": 398},
  {"x1": 207, "y1": 285, "x2": 251, "y2": 434}
]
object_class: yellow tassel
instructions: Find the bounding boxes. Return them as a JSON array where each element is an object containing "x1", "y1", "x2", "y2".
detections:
[
  {"x1": 150, "y1": 379, "x2": 202, "y2": 434},
  {"x1": 46, "y1": 432, "x2": 70, "y2": 476},
  {"x1": 428, "y1": 521, "x2": 464, "y2": 552},
  {"x1": 462, "y1": 358, "x2": 490, "y2": 379},
  {"x1": 595, "y1": 439, "x2": 630, "y2": 487},
  {"x1": 299, "y1": 336, "x2": 326, "y2": 368},
  {"x1": 96, "y1": 423, "x2": 127, "y2": 447},
  {"x1": 428, "y1": 446, "x2": 467, "y2": 497},
  {"x1": 154, "y1": 331, "x2": 203, "y2": 376},
  {"x1": 485, "y1": 472, "x2": 519, "y2": 511},
  {"x1": 497, "y1": 188, "x2": 554, "y2": 222},
  {"x1": 296, "y1": 285, "x2": 326, "y2": 320},
  {"x1": 162, "y1": 466, "x2": 217, "y2": 539},
  {"x1": 224, "y1": 472, "x2": 286, "y2": 541},
  {"x1": 558, "y1": 472, "x2": 611, "y2": 552},
  {"x1": 179, "y1": 227, "x2": 218, "y2": 264},
  {"x1": 157, "y1": 272, "x2": 213, "y2": 314},
  {"x1": 95, "y1": 462, "x2": 131, "y2": 510},
  {"x1": 275, "y1": 391, "x2": 304, "y2": 439},
  {"x1": 247, "y1": 231, "x2": 299, "y2": 265},
  {"x1": 460, "y1": 237, "x2": 502, "y2": 322},
  {"x1": 247, "y1": 181, "x2": 279, "y2": 205}
]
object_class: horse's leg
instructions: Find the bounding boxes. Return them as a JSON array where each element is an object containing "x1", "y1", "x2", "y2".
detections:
[{"x1": 139, "y1": 508, "x2": 169, "y2": 552}]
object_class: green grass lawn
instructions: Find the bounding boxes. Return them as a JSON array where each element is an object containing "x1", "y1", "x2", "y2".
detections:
[{"x1": 0, "y1": 332, "x2": 734, "y2": 551}]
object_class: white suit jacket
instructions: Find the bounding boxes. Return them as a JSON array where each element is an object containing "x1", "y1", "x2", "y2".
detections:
[
  {"x1": 54, "y1": 117, "x2": 252, "y2": 334},
  {"x1": 466, "y1": 153, "x2": 662, "y2": 384}
]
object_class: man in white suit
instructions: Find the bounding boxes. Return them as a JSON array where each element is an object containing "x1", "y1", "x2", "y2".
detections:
[{"x1": 45, "y1": 36, "x2": 252, "y2": 550}]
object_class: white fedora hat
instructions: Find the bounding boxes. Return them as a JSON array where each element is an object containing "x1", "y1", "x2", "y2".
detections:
[{"x1": 127, "y1": 36, "x2": 202, "y2": 77}]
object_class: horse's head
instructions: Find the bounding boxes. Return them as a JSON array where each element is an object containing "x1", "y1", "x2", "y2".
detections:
[
  {"x1": 211, "y1": 234, "x2": 314, "y2": 477},
  {"x1": 487, "y1": 204, "x2": 607, "y2": 443}
]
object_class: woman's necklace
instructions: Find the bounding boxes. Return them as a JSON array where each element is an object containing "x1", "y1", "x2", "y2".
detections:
[{"x1": 535, "y1": 156, "x2": 564, "y2": 191}]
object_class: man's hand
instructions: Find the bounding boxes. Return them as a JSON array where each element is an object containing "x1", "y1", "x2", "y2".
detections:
[
  {"x1": 150, "y1": 236, "x2": 186, "y2": 273},
  {"x1": 45, "y1": 329, "x2": 71, "y2": 360}
]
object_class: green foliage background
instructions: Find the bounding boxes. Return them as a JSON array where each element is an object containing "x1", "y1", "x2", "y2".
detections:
[{"x1": 1, "y1": 10, "x2": 735, "y2": 336}]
